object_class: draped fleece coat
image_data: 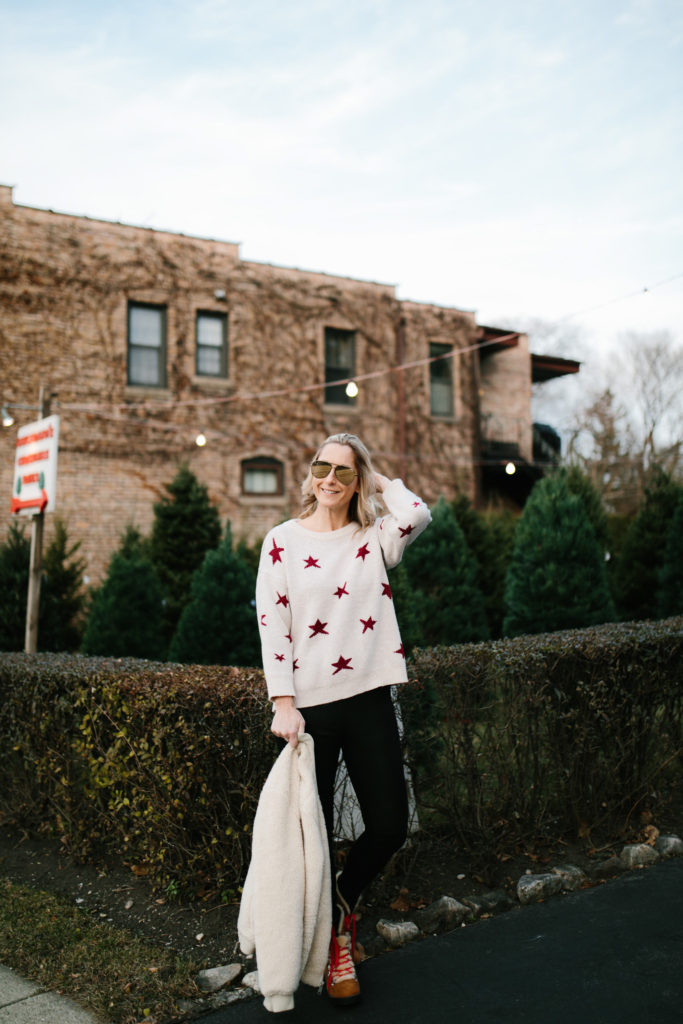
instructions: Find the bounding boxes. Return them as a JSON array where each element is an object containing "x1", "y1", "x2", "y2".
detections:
[{"x1": 238, "y1": 733, "x2": 332, "y2": 1013}]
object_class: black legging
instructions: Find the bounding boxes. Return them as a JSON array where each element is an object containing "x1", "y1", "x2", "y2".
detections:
[{"x1": 299, "y1": 685, "x2": 409, "y2": 916}]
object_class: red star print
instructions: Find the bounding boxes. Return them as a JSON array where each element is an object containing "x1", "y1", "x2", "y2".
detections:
[
  {"x1": 332, "y1": 655, "x2": 353, "y2": 675},
  {"x1": 395, "y1": 644, "x2": 405, "y2": 658},
  {"x1": 304, "y1": 555, "x2": 321, "y2": 569},
  {"x1": 334, "y1": 582, "x2": 349, "y2": 599},
  {"x1": 399, "y1": 524, "x2": 414, "y2": 537},
  {"x1": 260, "y1": 613, "x2": 267, "y2": 625},
  {"x1": 293, "y1": 659, "x2": 300, "y2": 671},
  {"x1": 276, "y1": 592, "x2": 289, "y2": 608},
  {"x1": 308, "y1": 619, "x2": 329, "y2": 638},
  {"x1": 356, "y1": 543, "x2": 370, "y2": 561},
  {"x1": 285, "y1": 632, "x2": 293, "y2": 644},
  {"x1": 274, "y1": 653, "x2": 285, "y2": 662},
  {"x1": 412, "y1": 501, "x2": 421, "y2": 508},
  {"x1": 381, "y1": 582, "x2": 393, "y2": 600},
  {"x1": 360, "y1": 616, "x2": 376, "y2": 633},
  {"x1": 269, "y1": 539, "x2": 284, "y2": 564}
]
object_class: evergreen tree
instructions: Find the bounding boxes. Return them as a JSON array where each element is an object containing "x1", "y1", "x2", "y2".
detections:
[
  {"x1": 560, "y1": 465, "x2": 610, "y2": 550},
  {"x1": 39, "y1": 519, "x2": 87, "y2": 651},
  {"x1": 149, "y1": 465, "x2": 221, "y2": 645},
  {"x1": 657, "y1": 491, "x2": 683, "y2": 617},
  {"x1": 403, "y1": 497, "x2": 489, "y2": 646},
  {"x1": 452, "y1": 496, "x2": 516, "y2": 639},
  {"x1": 0, "y1": 522, "x2": 30, "y2": 651},
  {"x1": 503, "y1": 474, "x2": 616, "y2": 637},
  {"x1": 81, "y1": 550, "x2": 166, "y2": 660},
  {"x1": 613, "y1": 469, "x2": 683, "y2": 621},
  {"x1": 168, "y1": 523, "x2": 260, "y2": 666}
]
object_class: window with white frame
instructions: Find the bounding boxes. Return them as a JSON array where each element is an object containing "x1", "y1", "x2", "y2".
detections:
[
  {"x1": 196, "y1": 311, "x2": 228, "y2": 377},
  {"x1": 429, "y1": 342, "x2": 454, "y2": 416},
  {"x1": 241, "y1": 457, "x2": 284, "y2": 496},
  {"x1": 127, "y1": 302, "x2": 166, "y2": 387}
]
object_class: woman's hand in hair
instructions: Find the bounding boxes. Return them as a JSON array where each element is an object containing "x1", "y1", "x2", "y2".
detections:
[
  {"x1": 271, "y1": 696, "x2": 305, "y2": 748},
  {"x1": 373, "y1": 472, "x2": 391, "y2": 494}
]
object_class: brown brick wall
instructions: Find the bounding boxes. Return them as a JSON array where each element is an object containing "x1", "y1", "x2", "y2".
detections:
[{"x1": 1, "y1": 187, "x2": 527, "y2": 583}]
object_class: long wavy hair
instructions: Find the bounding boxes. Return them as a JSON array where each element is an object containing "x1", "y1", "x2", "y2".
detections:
[{"x1": 300, "y1": 433, "x2": 381, "y2": 529}]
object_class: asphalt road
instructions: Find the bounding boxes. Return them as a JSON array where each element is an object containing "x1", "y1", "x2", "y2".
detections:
[{"x1": 202, "y1": 857, "x2": 683, "y2": 1024}]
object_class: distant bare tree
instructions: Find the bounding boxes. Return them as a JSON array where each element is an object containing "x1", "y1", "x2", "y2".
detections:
[{"x1": 566, "y1": 330, "x2": 683, "y2": 515}]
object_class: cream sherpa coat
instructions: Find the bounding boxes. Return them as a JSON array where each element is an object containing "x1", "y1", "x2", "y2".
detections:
[{"x1": 238, "y1": 733, "x2": 332, "y2": 1013}]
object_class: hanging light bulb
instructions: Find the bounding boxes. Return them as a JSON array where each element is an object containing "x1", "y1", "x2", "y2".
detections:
[
  {"x1": 345, "y1": 381, "x2": 359, "y2": 398},
  {"x1": 2, "y1": 405, "x2": 15, "y2": 427},
  {"x1": 195, "y1": 431, "x2": 207, "y2": 447},
  {"x1": 505, "y1": 461, "x2": 516, "y2": 475}
]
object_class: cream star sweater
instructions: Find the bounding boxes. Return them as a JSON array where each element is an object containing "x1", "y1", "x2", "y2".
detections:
[{"x1": 255, "y1": 479, "x2": 431, "y2": 709}]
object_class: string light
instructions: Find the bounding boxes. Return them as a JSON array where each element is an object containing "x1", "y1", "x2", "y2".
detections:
[
  {"x1": 345, "y1": 381, "x2": 359, "y2": 398},
  {"x1": 505, "y1": 462, "x2": 517, "y2": 475},
  {"x1": 195, "y1": 432, "x2": 207, "y2": 447}
]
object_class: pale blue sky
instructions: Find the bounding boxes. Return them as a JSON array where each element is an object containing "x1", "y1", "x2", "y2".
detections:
[{"x1": 1, "y1": 0, "x2": 682, "y2": 363}]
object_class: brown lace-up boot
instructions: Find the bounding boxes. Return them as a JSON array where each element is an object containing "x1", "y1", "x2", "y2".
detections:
[{"x1": 326, "y1": 926, "x2": 361, "y2": 1005}]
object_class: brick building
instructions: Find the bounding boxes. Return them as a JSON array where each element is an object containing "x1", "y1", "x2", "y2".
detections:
[{"x1": 0, "y1": 184, "x2": 579, "y2": 582}]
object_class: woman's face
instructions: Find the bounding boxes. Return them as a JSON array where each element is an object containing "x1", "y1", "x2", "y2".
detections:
[{"x1": 312, "y1": 442, "x2": 360, "y2": 515}]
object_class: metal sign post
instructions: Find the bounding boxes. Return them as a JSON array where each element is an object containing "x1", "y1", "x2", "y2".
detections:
[{"x1": 9, "y1": 388, "x2": 60, "y2": 653}]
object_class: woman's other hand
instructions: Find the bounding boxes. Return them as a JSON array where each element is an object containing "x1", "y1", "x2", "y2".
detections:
[
  {"x1": 373, "y1": 472, "x2": 391, "y2": 493},
  {"x1": 271, "y1": 696, "x2": 305, "y2": 747}
]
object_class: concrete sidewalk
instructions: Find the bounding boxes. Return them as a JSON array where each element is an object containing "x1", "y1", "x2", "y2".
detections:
[{"x1": 0, "y1": 966, "x2": 100, "y2": 1024}]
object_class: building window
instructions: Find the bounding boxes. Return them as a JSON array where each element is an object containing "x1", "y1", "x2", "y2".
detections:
[
  {"x1": 242, "y1": 457, "x2": 284, "y2": 496},
  {"x1": 324, "y1": 327, "x2": 356, "y2": 405},
  {"x1": 430, "y1": 343, "x2": 454, "y2": 416},
  {"x1": 127, "y1": 302, "x2": 166, "y2": 387},
  {"x1": 196, "y1": 311, "x2": 228, "y2": 377}
]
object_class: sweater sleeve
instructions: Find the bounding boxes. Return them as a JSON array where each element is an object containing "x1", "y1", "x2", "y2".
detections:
[
  {"x1": 376, "y1": 479, "x2": 432, "y2": 569},
  {"x1": 256, "y1": 528, "x2": 296, "y2": 699}
]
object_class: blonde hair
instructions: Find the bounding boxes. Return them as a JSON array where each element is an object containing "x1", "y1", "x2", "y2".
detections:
[{"x1": 300, "y1": 433, "x2": 381, "y2": 529}]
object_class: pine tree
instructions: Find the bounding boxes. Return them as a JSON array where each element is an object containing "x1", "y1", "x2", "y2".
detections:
[
  {"x1": 81, "y1": 550, "x2": 166, "y2": 660},
  {"x1": 503, "y1": 474, "x2": 616, "y2": 637},
  {"x1": 657, "y1": 491, "x2": 683, "y2": 617},
  {"x1": 560, "y1": 465, "x2": 610, "y2": 550},
  {"x1": 168, "y1": 524, "x2": 260, "y2": 666},
  {"x1": 403, "y1": 497, "x2": 489, "y2": 646},
  {"x1": 613, "y1": 469, "x2": 683, "y2": 621},
  {"x1": 39, "y1": 519, "x2": 87, "y2": 651},
  {"x1": 0, "y1": 522, "x2": 30, "y2": 651},
  {"x1": 149, "y1": 465, "x2": 221, "y2": 645},
  {"x1": 452, "y1": 496, "x2": 516, "y2": 639}
]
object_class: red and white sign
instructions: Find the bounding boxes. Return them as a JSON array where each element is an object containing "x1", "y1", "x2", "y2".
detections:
[{"x1": 10, "y1": 414, "x2": 60, "y2": 516}]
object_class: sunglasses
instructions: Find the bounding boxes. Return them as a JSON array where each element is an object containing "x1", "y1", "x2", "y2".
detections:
[{"x1": 311, "y1": 460, "x2": 358, "y2": 485}]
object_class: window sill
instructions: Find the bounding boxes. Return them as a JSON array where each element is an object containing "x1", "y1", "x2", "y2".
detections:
[
  {"x1": 124, "y1": 385, "x2": 172, "y2": 400},
  {"x1": 240, "y1": 493, "x2": 287, "y2": 503},
  {"x1": 430, "y1": 413, "x2": 457, "y2": 423},
  {"x1": 192, "y1": 375, "x2": 233, "y2": 391},
  {"x1": 323, "y1": 403, "x2": 359, "y2": 413}
]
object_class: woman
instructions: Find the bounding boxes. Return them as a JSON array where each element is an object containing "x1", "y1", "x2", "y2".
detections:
[{"x1": 256, "y1": 433, "x2": 431, "y2": 1005}]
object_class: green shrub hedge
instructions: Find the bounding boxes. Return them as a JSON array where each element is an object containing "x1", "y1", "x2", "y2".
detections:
[
  {"x1": 1, "y1": 618, "x2": 681, "y2": 892},
  {"x1": 401, "y1": 617, "x2": 683, "y2": 854},
  {"x1": 0, "y1": 655, "x2": 273, "y2": 897}
]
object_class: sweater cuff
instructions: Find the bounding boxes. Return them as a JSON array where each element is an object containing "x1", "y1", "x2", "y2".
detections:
[{"x1": 264, "y1": 994, "x2": 295, "y2": 1013}]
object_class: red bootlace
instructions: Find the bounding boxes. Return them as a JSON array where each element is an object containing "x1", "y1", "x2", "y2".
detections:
[{"x1": 329, "y1": 930, "x2": 356, "y2": 983}]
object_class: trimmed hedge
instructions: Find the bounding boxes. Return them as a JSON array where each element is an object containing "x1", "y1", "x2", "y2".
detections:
[
  {"x1": 0, "y1": 655, "x2": 272, "y2": 897},
  {"x1": 1, "y1": 618, "x2": 681, "y2": 891},
  {"x1": 401, "y1": 617, "x2": 683, "y2": 853}
]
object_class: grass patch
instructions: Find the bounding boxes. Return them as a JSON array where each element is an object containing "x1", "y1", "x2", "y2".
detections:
[{"x1": 0, "y1": 878, "x2": 200, "y2": 1023}]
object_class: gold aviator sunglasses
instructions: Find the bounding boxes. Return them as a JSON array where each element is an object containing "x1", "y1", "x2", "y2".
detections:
[{"x1": 310, "y1": 460, "x2": 358, "y2": 485}]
